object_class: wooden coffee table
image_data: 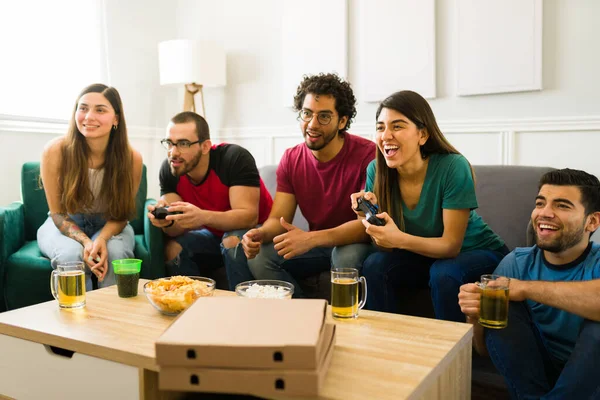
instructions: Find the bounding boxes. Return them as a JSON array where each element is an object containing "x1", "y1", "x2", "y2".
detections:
[{"x1": 0, "y1": 280, "x2": 472, "y2": 399}]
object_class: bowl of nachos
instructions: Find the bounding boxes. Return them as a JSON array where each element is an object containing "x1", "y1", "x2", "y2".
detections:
[{"x1": 143, "y1": 275, "x2": 216, "y2": 316}]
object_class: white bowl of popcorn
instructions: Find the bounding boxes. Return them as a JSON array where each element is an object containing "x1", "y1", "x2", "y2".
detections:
[{"x1": 235, "y1": 280, "x2": 294, "y2": 299}]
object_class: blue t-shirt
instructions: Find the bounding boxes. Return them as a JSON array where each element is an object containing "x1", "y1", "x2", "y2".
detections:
[
  {"x1": 365, "y1": 153, "x2": 505, "y2": 252},
  {"x1": 495, "y1": 243, "x2": 600, "y2": 362}
]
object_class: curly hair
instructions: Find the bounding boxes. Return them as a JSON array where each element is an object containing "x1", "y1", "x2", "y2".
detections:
[{"x1": 293, "y1": 73, "x2": 357, "y2": 133}]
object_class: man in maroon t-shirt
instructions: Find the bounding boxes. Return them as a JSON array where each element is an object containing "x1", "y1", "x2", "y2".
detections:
[
  {"x1": 147, "y1": 112, "x2": 272, "y2": 280},
  {"x1": 225, "y1": 73, "x2": 376, "y2": 296}
]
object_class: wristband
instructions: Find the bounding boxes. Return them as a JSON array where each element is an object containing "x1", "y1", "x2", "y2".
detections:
[{"x1": 165, "y1": 220, "x2": 175, "y2": 228}]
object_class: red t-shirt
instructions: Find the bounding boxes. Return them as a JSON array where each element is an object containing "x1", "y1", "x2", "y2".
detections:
[
  {"x1": 277, "y1": 132, "x2": 376, "y2": 231},
  {"x1": 160, "y1": 143, "x2": 273, "y2": 237}
]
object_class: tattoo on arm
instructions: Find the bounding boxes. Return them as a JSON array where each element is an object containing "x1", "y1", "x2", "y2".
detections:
[{"x1": 51, "y1": 213, "x2": 90, "y2": 246}]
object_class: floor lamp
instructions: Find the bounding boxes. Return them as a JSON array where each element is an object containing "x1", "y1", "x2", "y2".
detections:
[{"x1": 158, "y1": 39, "x2": 226, "y2": 117}]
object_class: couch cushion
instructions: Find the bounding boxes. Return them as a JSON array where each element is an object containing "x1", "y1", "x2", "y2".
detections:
[
  {"x1": 473, "y1": 165, "x2": 555, "y2": 250},
  {"x1": 259, "y1": 165, "x2": 308, "y2": 230}
]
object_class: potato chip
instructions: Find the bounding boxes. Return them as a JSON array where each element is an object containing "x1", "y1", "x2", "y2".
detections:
[{"x1": 145, "y1": 276, "x2": 214, "y2": 314}]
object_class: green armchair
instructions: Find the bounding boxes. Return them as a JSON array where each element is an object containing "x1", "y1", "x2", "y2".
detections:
[{"x1": 0, "y1": 162, "x2": 166, "y2": 311}]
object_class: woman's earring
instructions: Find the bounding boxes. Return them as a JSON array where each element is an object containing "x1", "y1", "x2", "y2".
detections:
[{"x1": 113, "y1": 124, "x2": 118, "y2": 130}]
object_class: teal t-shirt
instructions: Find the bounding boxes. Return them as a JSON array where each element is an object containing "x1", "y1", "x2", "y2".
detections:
[
  {"x1": 495, "y1": 243, "x2": 600, "y2": 362},
  {"x1": 365, "y1": 153, "x2": 505, "y2": 253}
]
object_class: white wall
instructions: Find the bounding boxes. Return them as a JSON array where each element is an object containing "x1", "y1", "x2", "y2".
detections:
[
  {"x1": 0, "y1": 0, "x2": 178, "y2": 205},
  {"x1": 2, "y1": 0, "x2": 600, "y2": 206},
  {"x1": 172, "y1": 0, "x2": 600, "y2": 175}
]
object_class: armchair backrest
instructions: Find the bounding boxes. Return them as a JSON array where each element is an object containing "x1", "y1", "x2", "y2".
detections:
[
  {"x1": 21, "y1": 162, "x2": 49, "y2": 241},
  {"x1": 21, "y1": 162, "x2": 147, "y2": 240},
  {"x1": 131, "y1": 165, "x2": 147, "y2": 234}
]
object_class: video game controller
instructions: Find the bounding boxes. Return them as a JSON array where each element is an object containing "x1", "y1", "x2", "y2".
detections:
[
  {"x1": 151, "y1": 206, "x2": 182, "y2": 220},
  {"x1": 355, "y1": 197, "x2": 385, "y2": 226}
]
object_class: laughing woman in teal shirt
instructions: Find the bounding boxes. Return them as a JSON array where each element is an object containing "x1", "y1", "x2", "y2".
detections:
[{"x1": 351, "y1": 90, "x2": 509, "y2": 321}]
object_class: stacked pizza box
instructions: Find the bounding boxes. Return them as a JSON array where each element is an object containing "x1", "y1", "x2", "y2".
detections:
[{"x1": 156, "y1": 296, "x2": 336, "y2": 398}]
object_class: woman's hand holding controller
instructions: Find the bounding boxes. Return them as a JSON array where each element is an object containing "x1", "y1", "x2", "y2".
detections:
[{"x1": 351, "y1": 191, "x2": 379, "y2": 217}]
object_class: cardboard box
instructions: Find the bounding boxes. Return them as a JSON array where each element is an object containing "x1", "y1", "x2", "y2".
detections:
[
  {"x1": 158, "y1": 323, "x2": 336, "y2": 397},
  {"x1": 156, "y1": 297, "x2": 332, "y2": 370}
]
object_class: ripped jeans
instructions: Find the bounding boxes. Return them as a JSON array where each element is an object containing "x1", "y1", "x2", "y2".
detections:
[{"x1": 37, "y1": 214, "x2": 135, "y2": 291}]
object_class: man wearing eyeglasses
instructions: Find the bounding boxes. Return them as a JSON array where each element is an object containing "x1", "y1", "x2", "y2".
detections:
[
  {"x1": 224, "y1": 73, "x2": 376, "y2": 297},
  {"x1": 147, "y1": 112, "x2": 273, "y2": 282}
]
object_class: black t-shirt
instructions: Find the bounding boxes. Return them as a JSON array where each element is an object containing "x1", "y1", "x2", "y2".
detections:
[{"x1": 159, "y1": 143, "x2": 273, "y2": 236}]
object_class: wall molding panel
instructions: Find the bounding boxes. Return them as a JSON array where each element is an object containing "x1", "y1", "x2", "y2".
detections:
[
  {"x1": 0, "y1": 117, "x2": 163, "y2": 139},
  {"x1": 359, "y1": 0, "x2": 436, "y2": 101},
  {"x1": 456, "y1": 0, "x2": 543, "y2": 96},
  {"x1": 212, "y1": 116, "x2": 600, "y2": 167},
  {"x1": 2, "y1": 115, "x2": 600, "y2": 203}
]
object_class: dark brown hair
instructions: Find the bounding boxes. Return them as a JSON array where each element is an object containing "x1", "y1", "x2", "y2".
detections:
[
  {"x1": 539, "y1": 168, "x2": 600, "y2": 216},
  {"x1": 59, "y1": 83, "x2": 135, "y2": 220},
  {"x1": 170, "y1": 111, "x2": 210, "y2": 141},
  {"x1": 373, "y1": 90, "x2": 472, "y2": 230}
]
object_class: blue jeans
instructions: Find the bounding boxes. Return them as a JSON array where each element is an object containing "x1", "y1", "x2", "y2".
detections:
[
  {"x1": 37, "y1": 214, "x2": 135, "y2": 291},
  {"x1": 170, "y1": 228, "x2": 248, "y2": 280},
  {"x1": 224, "y1": 242, "x2": 375, "y2": 296},
  {"x1": 486, "y1": 301, "x2": 600, "y2": 399},
  {"x1": 361, "y1": 245, "x2": 509, "y2": 321}
]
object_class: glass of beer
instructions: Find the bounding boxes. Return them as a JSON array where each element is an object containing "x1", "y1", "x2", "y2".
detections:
[
  {"x1": 331, "y1": 268, "x2": 367, "y2": 319},
  {"x1": 50, "y1": 261, "x2": 86, "y2": 309},
  {"x1": 478, "y1": 274, "x2": 510, "y2": 329}
]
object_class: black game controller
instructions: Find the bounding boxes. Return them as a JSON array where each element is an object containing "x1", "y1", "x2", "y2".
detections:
[
  {"x1": 355, "y1": 197, "x2": 385, "y2": 226},
  {"x1": 151, "y1": 206, "x2": 182, "y2": 220}
]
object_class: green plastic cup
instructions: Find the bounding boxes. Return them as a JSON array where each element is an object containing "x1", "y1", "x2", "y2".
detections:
[{"x1": 112, "y1": 259, "x2": 142, "y2": 298}]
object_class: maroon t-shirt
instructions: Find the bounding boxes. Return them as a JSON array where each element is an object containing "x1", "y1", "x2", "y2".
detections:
[
  {"x1": 277, "y1": 132, "x2": 376, "y2": 231},
  {"x1": 160, "y1": 143, "x2": 273, "y2": 237}
]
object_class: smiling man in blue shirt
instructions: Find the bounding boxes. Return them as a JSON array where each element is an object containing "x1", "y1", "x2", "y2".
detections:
[{"x1": 459, "y1": 168, "x2": 600, "y2": 399}]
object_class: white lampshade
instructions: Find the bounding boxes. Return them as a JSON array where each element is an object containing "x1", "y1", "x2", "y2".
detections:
[{"x1": 158, "y1": 39, "x2": 226, "y2": 87}]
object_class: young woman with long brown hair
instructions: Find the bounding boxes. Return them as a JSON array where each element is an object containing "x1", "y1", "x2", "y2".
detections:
[
  {"x1": 351, "y1": 90, "x2": 508, "y2": 321},
  {"x1": 37, "y1": 83, "x2": 143, "y2": 291}
]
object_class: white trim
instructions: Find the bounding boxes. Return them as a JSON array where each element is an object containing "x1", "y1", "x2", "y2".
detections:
[
  {"x1": 0, "y1": 117, "x2": 67, "y2": 135},
  {"x1": 437, "y1": 116, "x2": 600, "y2": 133},
  {"x1": 0, "y1": 115, "x2": 163, "y2": 139},
  {"x1": 213, "y1": 116, "x2": 600, "y2": 140},
  {"x1": 3, "y1": 115, "x2": 599, "y2": 140},
  {"x1": 210, "y1": 116, "x2": 600, "y2": 166}
]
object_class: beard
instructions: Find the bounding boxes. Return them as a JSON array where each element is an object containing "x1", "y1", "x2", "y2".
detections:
[
  {"x1": 304, "y1": 127, "x2": 338, "y2": 151},
  {"x1": 169, "y1": 151, "x2": 202, "y2": 177},
  {"x1": 535, "y1": 221, "x2": 586, "y2": 253}
]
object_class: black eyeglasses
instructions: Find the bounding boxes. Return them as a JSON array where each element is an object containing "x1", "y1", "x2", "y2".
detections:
[
  {"x1": 298, "y1": 110, "x2": 333, "y2": 126},
  {"x1": 160, "y1": 139, "x2": 202, "y2": 151}
]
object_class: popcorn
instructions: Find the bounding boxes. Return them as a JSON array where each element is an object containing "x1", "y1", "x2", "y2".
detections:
[{"x1": 241, "y1": 283, "x2": 292, "y2": 299}]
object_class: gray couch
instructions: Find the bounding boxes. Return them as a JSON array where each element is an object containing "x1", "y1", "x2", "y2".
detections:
[
  {"x1": 258, "y1": 164, "x2": 560, "y2": 397},
  {"x1": 258, "y1": 164, "x2": 557, "y2": 301}
]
